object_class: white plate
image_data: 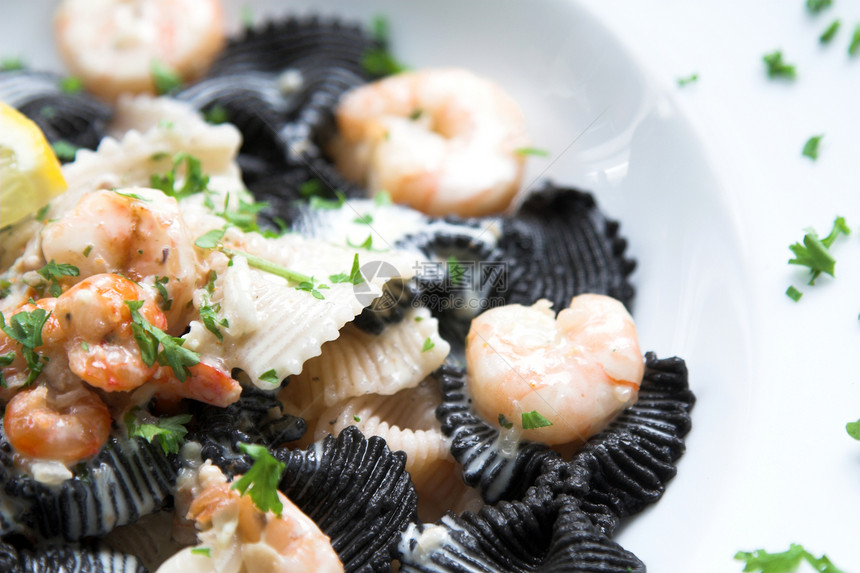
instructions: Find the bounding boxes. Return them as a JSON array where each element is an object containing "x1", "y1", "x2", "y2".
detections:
[{"x1": 1, "y1": 1, "x2": 755, "y2": 570}]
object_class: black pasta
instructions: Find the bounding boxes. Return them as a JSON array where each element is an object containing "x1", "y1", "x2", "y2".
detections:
[
  {"x1": 0, "y1": 70, "x2": 112, "y2": 158},
  {"x1": 434, "y1": 363, "x2": 561, "y2": 504},
  {"x1": 536, "y1": 353, "x2": 695, "y2": 536},
  {"x1": 397, "y1": 487, "x2": 643, "y2": 573},
  {"x1": 188, "y1": 385, "x2": 306, "y2": 478},
  {"x1": 273, "y1": 426, "x2": 418, "y2": 573},
  {"x1": 3, "y1": 431, "x2": 177, "y2": 542},
  {"x1": 0, "y1": 541, "x2": 147, "y2": 573},
  {"x1": 499, "y1": 183, "x2": 637, "y2": 311}
]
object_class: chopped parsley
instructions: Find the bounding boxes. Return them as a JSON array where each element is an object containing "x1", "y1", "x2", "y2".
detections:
[
  {"x1": 309, "y1": 191, "x2": 347, "y2": 210},
  {"x1": 259, "y1": 369, "x2": 280, "y2": 385},
  {"x1": 514, "y1": 147, "x2": 550, "y2": 157},
  {"x1": 36, "y1": 260, "x2": 79, "y2": 297},
  {"x1": 820, "y1": 19, "x2": 841, "y2": 43},
  {"x1": 150, "y1": 59, "x2": 183, "y2": 94},
  {"x1": 241, "y1": 4, "x2": 254, "y2": 29},
  {"x1": 846, "y1": 418, "x2": 860, "y2": 440},
  {"x1": 200, "y1": 300, "x2": 228, "y2": 341},
  {"x1": 0, "y1": 57, "x2": 24, "y2": 71},
  {"x1": 734, "y1": 543, "x2": 844, "y2": 573},
  {"x1": 296, "y1": 278, "x2": 329, "y2": 300},
  {"x1": 80, "y1": 341, "x2": 90, "y2": 352},
  {"x1": 329, "y1": 254, "x2": 365, "y2": 285},
  {"x1": 421, "y1": 337, "x2": 435, "y2": 353},
  {"x1": 232, "y1": 443, "x2": 285, "y2": 516},
  {"x1": 447, "y1": 256, "x2": 465, "y2": 286},
  {"x1": 346, "y1": 234, "x2": 374, "y2": 250},
  {"x1": 353, "y1": 415, "x2": 361, "y2": 422},
  {"x1": 298, "y1": 178, "x2": 326, "y2": 198},
  {"x1": 353, "y1": 214, "x2": 374, "y2": 225},
  {"x1": 0, "y1": 308, "x2": 51, "y2": 386},
  {"x1": 0, "y1": 351, "x2": 15, "y2": 388},
  {"x1": 114, "y1": 190, "x2": 151, "y2": 202},
  {"x1": 51, "y1": 140, "x2": 78, "y2": 161},
  {"x1": 0, "y1": 279, "x2": 10, "y2": 299},
  {"x1": 677, "y1": 73, "x2": 699, "y2": 87},
  {"x1": 785, "y1": 285, "x2": 803, "y2": 302},
  {"x1": 191, "y1": 547, "x2": 212, "y2": 558},
  {"x1": 802, "y1": 135, "x2": 823, "y2": 160},
  {"x1": 498, "y1": 414, "x2": 514, "y2": 429},
  {"x1": 194, "y1": 228, "x2": 226, "y2": 249},
  {"x1": 521, "y1": 410, "x2": 553, "y2": 430},
  {"x1": 154, "y1": 276, "x2": 173, "y2": 311},
  {"x1": 806, "y1": 0, "x2": 833, "y2": 14},
  {"x1": 374, "y1": 190, "x2": 393, "y2": 206},
  {"x1": 124, "y1": 411, "x2": 192, "y2": 455},
  {"x1": 850, "y1": 23, "x2": 860, "y2": 56},
  {"x1": 408, "y1": 108, "x2": 423, "y2": 120},
  {"x1": 150, "y1": 152, "x2": 210, "y2": 200},
  {"x1": 217, "y1": 195, "x2": 268, "y2": 233},
  {"x1": 125, "y1": 300, "x2": 200, "y2": 381},
  {"x1": 763, "y1": 50, "x2": 797, "y2": 79},
  {"x1": 788, "y1": 216, "x2": 850, "y2": 284},
  {"x1": 203, "y1": 104, "x2": 228, "y2": 125},
  {"x1": 34, "y1": 204, "x2": 51, "y2": 222},
  {"x1": 361, "y1": 15, "x2": 407, "y2": 77},
  {"x1": 59, "y1": 76, "x2": 83, "y2": 94}
]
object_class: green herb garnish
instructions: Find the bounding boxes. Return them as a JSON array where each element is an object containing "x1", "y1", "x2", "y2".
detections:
[
  {"x1": 498, "y1": 414, "x2": 513, "y2": 429},
  {"x1": 849, "y1": 23, "x2": 860, "y2": 56},
  {"x1": 298, "y1": 178, "x2": 326, "y2": 198},
  {"x1": 59, "y1": 76, "x2": 83, "y2": 94},
  {"x1": 353, "y1": 415, "x2": 361, "y2": 423},
  {"x1": 0, "y1": 57, "x2": 24, "y2": 71},
  {"x1": 353, "y1": 214, "x2": 373, "y2": 225},
  {"x1": 734, "y1": 543, "x2": 844, "y2": 573},
  {"x1": 150, "y1": 152, "x2": 210, "y2": 200},
  {"x1": 846, "y1": 419, "x2": 860, "y2": 440},
  {"x1": 0, "y1": 351, "x2": 15, "y2": 388},
  {"x1": 677, "y1": 73, "x2": 699, "y2": 87},
  {"x1": 125, "y1": 411, "x2": 192, "y2": 455},
  {"x1": 195, "y1": 228, "x2": 226, "y2": 249},
  {"x1": 802, "y1": 135, "x2": 823, "y2": 160},
  {"x1": 820, "y1": 19, "x2": 840, "y2": 43},
  {"x1": 191, "y1": 547, "x2": 211, "y2": 558},
  {"x1": 806, "y1": 0, "x2": 833, "y2": 14},
  {"x1": 361, "y1": 15, "x2": 407, "y2": 76},
  {"x1": 309, "y1": 191, "x2": 346, "y2": 210},
  {"x1": 0, "y1": 308, "x2": 51, "y2": 386},
  {"x1": 154, "y1": 276, "x2": 173, "y2": 311},
  {"x1": 374, "y1": 190, "x2": 392, "y2": 206},
  {"x1": 408, "y1": 109, "x2": 423, "y2": 120},
  {"x1": 232, "y1": 443, "x2": 285, "y2": 516},
  {"x1": 125, "y1": 300, "x2": 200, "y2": 381},
  {"x1": 329, "y1": 254, "x2": 364, "y2": 285},
  {"x1": 34, "y1": 204, "x2": 51, "y2": 222},
  {"x1": 514, "y1": 147, "x2": 550, "y2": 157},
  {"x1": 785, "y1": 285, "x2": 803, "y2": 302},
  {"x1": 763, "y1": 50, "x2": 797, "y2": 79},
  {"x1": 150, "y1": 60, "x2": 183, "y2": 94},
  {"x1": 203, "y1": 104, "x2": 229, "y2": 125},
  {"x1": 788, "y1": 216, "x2": 850, "y2": 284},
  {"x1": 521, "y1": 410, "x2": 553, "y2": 430},
  {"x1": 259, "y1": 369, "x2": 280, "y2": 385},
  {"x1": 421, "y1": 337, "x2": 435, "y2": 353},
  {"x1": 51, "y1": 140, "x2": 78, "y2": 161},
  {"x1": 346, "y1": 234, "x2": 374, "y2": 250}
]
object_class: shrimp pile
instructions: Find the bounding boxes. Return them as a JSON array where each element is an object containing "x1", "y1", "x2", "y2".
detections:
[
  {"x1": 159, "y1": 461, "x2": 343, "y2": 573},
  {"x1": 466, "y1": 294, "x2": 644, "y2": 446},
  {"x1": 0, "y1": 188, "x2": 240, "y2": 466},
  {"x1": 330, "y1": 68, "x2": 530, "y2": 217}
]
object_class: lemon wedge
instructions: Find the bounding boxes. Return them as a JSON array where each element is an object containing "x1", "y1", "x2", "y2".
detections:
[{"x1": 1, "y1": 102, "x2": 68, "y2": 227}]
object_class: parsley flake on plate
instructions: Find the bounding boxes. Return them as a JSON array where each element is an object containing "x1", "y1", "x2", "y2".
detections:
[
  {"x1": 0, "y1": 308, "x2": 51, "y2": 386},
  {"x1": 125, "y1": 300, "x2": 200, "y2": 381},
  {"x1": 677, "y1": 73, "x2": 699, "y2": 87},
  {"x1": 802, "y1": 135, "x2": 823, "y2": 160},
  {"x1": 787, "y1": 216, "x2": 850, "y2": 284},
  {"x1": 125, "y1": 411, "x2": 192, "y2": 455},
  {"x1": 820, "y1": 19, "x2": 841, "y2": 43},
  {"x1": 734, "y1": 543, "x2": 844, "y2": 573},
  {"x1": 521, "y1": 410, "x2": 553, "y2": 430},
  {"x1": 763, "y1": 50, "x2": 797, "y2": 79}
]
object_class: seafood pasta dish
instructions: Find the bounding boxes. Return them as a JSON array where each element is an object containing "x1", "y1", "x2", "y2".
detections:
[{"x1": 0, "y1": 2, "x2": 695, "y2": 572}]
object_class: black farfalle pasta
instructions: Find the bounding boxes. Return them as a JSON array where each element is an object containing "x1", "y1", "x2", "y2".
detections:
[
  {"x1": 3, "y1": 431, "x2": 177, "y2": 542},
  {"x1": 499, "y1": 183, "x2": 637, "y2": 311},
  {"x1": 272, "y1": 426, "x2": 418, "y2": 573},
  {"x1": 397, "y1": 487, "x2": 644, "y2": 572},
  {"x1": 0, "y1": 70, "x2": 112, "y2": 158}
]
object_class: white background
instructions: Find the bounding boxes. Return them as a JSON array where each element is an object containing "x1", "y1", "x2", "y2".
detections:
[{"x1": 2, "y1": 1, "x2": 859, "y2": 571}]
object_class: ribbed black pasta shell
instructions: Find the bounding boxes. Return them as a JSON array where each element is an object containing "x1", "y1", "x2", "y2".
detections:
[
  {"x1": 0, "y1": 436, "x2": 29, "y2": 537},
  {"x1": 397, "y1": 487, "x2": 643, "y2": 573},
  {"x1": 273, "y1": 426, "x2": 418, "y2": 573},
  {"x1": 537, "y1": 353, "x2": 695, "y2": 536},
  {"x1": 0, "y1": 70, "x2": 112, "y2": 158},
  {"x1": 4, "y1": 433, "x2": 177, "y2": 542},
  {"x1": 351, "y1": 278, "x2": 421, "y2": 335},
  {"x1": 189, "y1": 385, "x2": 306, "y2": 478},
  {"x1": 499, "y1": 183, "x2": 637, "y2": 311},
  {"x1": 0, "y1": 542, "x2": 147, "y2": 573},
  {"x1": 434, "y1": 364, "x2": 563, "y2": 504}
]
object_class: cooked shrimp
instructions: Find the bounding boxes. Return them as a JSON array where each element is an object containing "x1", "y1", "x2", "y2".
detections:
[
  {"x1": 41, "y1": 188, "x2": 201, "y2": 330},
  {"x1": 152, "y1": 360, "x2": 242, "y2": 409},
  {"x1": 3, "y1": 383, "x2": 111, "y2": 463},
  {"x1": 466, "y1": 294, "x2": 644, "y2": 446},
  {"x1": 54, "y1": 0, "x2": 225, "y2": 102},
  {"x1": 157, "y1": 461, "x2": 343, "y2": 573},
  {"x1": 329, "y1": 68, "x2": 529, "y2": 217},
  {"x1": 58, "y1": 273, "x2": 165, "y2": 392}
]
